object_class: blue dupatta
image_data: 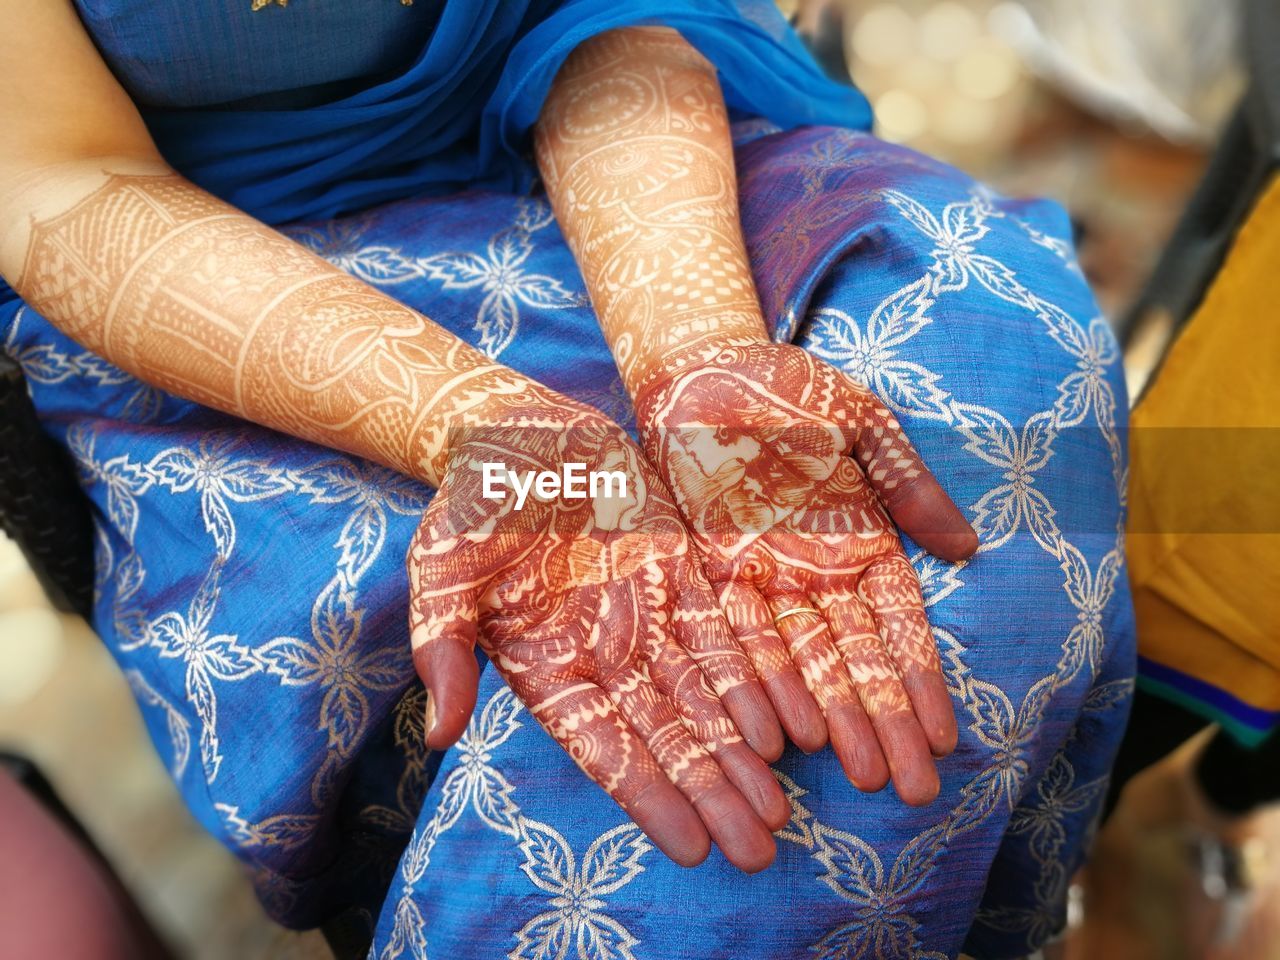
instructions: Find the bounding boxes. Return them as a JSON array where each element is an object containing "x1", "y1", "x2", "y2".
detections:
[{"x1": 111, "y1": 0, "x2": 873, "y2": 223}]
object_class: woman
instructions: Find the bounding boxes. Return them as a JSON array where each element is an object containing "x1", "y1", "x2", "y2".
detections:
[{"x1": 0, "y1": 1, "x2": 1134, "y2": 957}]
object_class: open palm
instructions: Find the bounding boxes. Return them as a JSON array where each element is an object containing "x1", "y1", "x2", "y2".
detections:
[
  {"x1": 406, "y1": 385, "x2": 787, "y2": 870},
  {"x1": 636, "y1": 341, "x2": 978, "y2": 806}
]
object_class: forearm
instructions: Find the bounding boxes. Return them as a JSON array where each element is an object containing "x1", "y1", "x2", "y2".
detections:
[
  {"x1": 1, "y1": 159, "x2": 531, "y2": 487},
  {"x1": 535, "y1": 27, "x2": 769, "y2": 397}
]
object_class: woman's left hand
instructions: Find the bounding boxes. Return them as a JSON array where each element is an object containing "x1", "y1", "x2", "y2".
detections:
[{"x1": 634, "y1": 340, "x2": 978, "y2": 806}]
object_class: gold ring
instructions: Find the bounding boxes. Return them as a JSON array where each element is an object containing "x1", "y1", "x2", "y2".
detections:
[{"x1": 773, "y1": 606, "x2": 822, "y2": 627}]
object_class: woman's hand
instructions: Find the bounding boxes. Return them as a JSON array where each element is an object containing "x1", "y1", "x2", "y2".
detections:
[
  {"x1": 634, "y1": 341, "x2": 978, "y2": 806},
  {"x1": 536, "y1": 26, "x2": 974, "y2": 806},
  {"x1": 406, "y1": 382, "x2": 789, "y2": 870}
]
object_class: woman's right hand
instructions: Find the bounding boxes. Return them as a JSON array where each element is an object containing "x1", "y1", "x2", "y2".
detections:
[
  {"x1": 634, "y1": 341, "x2": 977, "y2": 807},
  {"x1": 406, "y1": 382, "x2": 789, "y2": 871}
]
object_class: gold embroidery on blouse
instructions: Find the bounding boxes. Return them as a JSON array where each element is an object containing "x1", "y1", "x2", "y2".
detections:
[{"x1": 252, "y1": 0, "x2": 412, "y2": 9}]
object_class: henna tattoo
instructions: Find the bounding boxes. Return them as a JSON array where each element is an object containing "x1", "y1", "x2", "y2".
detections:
[
  {"x1": 536, "y1": 28, "x2": 772, "y2": 394},
  {"x1": 17, "y1": 172, "x2": 509, "y2": 486},
  {"x1": 635, "y1": 340, "x2": 977, "y2": 806},
  {"x1": 406, "y1": 386, "x2": 787, "y2": 869},
  {"x1": 14, "y1": 168, "x2": 787, "y2": 868},
  {"x1": 540, "y1": 29, "x2": 977, "y2": 803}
]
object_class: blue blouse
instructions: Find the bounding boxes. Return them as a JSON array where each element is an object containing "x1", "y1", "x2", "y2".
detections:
[{"x1": 72, "y1": 0, "x2": 873, "y2": 223}]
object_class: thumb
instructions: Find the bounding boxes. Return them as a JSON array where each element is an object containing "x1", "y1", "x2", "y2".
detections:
[
  {"x1": 841, "y1": 387, "x2": 977, "y2": 563},
  {"x1": 407, "y1": 520, "x2": 482, "y2": 749},
  {"x1": 411, "y1": 612, "x2": 480, "y2": 751}
]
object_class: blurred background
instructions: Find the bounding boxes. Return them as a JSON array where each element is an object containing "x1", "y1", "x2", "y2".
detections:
[{"x1": 1, "y1": 1, "x2": 1275, "y2": 957}]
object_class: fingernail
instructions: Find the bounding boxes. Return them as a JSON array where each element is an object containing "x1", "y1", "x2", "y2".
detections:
[{"x1": 424, "y1": 691, "x2": 437, "y2": 743}]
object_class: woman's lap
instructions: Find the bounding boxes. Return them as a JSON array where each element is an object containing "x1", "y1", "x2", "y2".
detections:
[{"x1": 0, "y1": 128, "x2": 1134, "y2": 958}]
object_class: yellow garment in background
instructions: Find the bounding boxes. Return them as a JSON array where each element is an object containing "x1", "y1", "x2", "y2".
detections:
[{"x1": 1128, "y1": 173, "x2": 1280, "y2": 740}]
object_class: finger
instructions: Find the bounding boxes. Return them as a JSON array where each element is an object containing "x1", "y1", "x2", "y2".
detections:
[
  {"x1": 721, "y1": 685, "x2": 784, "y2": 765},
  {"x1": 816, "y1": 590, "x2": 940, "y2": 807},
  {"x1": 839, "y1": 389, "x2": 977, "y2": 562},
  {"x1": 644, "y1": 622, "x2": 790, "y2": 830},
  {"x1": 858, "y1": 553, "x2": 958, "y2": 757},
  {"x1": 715, "y1": 579, "x2": 827, "y2": 754},
  {"x1": 606, "y1": 668, "x2": 777, "y2": 873},
  {"x1": 670, "y1": 562, "x2": 785, "y2": 762},
  {"x1": 407, "y1": 533, "x2": 482, "y2": 750},
  {"x1": 529, "y1": 678, "x2": 711, "y2": 868},
  {"x1": 411, "y1": 622, "x2": 479, "y2": 751},
  {"x1": 765, "y1": 590, "x2": 897, "y2": 787}
]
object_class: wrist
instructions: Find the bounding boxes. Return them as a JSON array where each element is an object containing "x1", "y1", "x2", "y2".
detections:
[
  {"x1": 611, "y1": 306, "x2": 770, "y2": 398},
  {"x1": 631, "y1": 333, "x2": 773, "y2": 429},
  {"x1": 408, "y1": 362, "x2": 543, "y2": 487},
  {"x1": 428, "y1": 373, "x2": 604, "y2": 481}
]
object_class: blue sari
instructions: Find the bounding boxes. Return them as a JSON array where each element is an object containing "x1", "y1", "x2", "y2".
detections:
[{"x1": 0, "y1": 2, "x2": 1134, "y2": 957}]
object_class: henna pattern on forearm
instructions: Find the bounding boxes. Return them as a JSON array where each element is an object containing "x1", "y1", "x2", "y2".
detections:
[
  {"x1": 536, "y1": 27, "x2": 772, "y2": 394},
  {"x1": 17, "y1": 172, "x2": 515, "y2": 487}
]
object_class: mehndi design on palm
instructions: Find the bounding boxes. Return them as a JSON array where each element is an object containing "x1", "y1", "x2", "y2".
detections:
[
  {"x1": 406, "y1": 386, "x2": 788, "y2": 870},
  {"x1": 635, "y1": 341, "x2": 977, "y2": 806}
]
